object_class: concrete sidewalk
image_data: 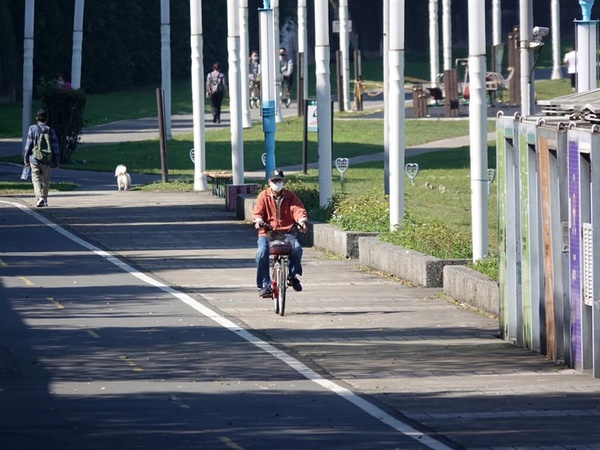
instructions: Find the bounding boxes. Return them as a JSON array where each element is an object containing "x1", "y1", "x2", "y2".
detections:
[{"x1": 2, "y1": 175, "x2": 600, "y2": 449}]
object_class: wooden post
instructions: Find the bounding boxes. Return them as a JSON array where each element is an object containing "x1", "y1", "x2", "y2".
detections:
[
  {"x1": 508, "y1": 26, "x2": 521, "y2": 105},
  {"x1": 336, "y1": 50, "x2": 344, "y2": 112}
]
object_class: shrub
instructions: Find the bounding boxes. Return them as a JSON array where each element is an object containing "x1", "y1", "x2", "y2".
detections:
[
  {"x1": 282, "y1": 179, "x2": 340, "y2": 222},
  {"x1": 381, "y1": 214, "x2": 472, "y2": 260},
  {"x1": 330, "y1": 192, "x2": 389, "y2": 232},
  {"x1": 467, "y1": 255, "x2": 499, "y2": 281},
  {"x1": 37, "y1": 79, "x2": 87, "y2": 163}
]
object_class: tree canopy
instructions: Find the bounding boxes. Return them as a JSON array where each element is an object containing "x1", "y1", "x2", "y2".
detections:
[{"x1": 0, "y1": 0, "x2": 584, "y2": 101}]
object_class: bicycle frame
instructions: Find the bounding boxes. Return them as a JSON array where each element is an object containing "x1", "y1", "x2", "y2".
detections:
[
  {"x1": 270, "y1": 252, "x2": 290, "y2": 316},
  {"x1": 266, "y1": 228, "x2": 296, "y2": 316}
]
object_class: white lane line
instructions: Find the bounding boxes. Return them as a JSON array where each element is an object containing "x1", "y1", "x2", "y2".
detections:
[{"x1": 2, "y1": 200, "x2": 452, "y2": 450}]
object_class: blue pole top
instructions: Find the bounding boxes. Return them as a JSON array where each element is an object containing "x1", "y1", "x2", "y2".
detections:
[{"x1": 580, "y1": 0, "x2": 595, "y2": 21}]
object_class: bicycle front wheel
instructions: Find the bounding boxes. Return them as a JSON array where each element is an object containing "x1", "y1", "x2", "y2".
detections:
[
  {"x1": 277, "y1": 258, "x2": 287, "y2": 316},
  {"x1": 272, "y1": 261, "x2": 280, "y2": 314}
]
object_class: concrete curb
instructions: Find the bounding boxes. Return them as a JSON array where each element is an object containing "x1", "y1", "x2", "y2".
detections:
[
  {"x1": 443, "y1": 265, "x2": 500, "y2": 317},
  {"x1": 358, "y1": 236, "x2": 467, "y2": 288}
]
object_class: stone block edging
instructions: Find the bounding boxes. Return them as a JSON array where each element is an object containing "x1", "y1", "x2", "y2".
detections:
[
  {"x1": 443, "y1": 265, "x2": 499, "y2": 317},
  {"x1": 312, "y1": 222, "x2": 378, "y2": 259},
  {"x1": 358, "y1": 236, "x2": 467, "y2": 288}
]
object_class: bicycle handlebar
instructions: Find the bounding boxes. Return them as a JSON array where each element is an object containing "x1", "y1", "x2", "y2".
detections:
[{"x1": 257, "y1": 221, "x2": 306, "y2": 233}]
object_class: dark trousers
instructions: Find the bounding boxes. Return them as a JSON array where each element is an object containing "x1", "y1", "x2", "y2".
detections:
[{"x1": 210, "y1": 92, "x2": 224, "y2": 123}]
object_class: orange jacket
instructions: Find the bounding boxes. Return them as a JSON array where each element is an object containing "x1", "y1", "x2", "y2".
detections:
[{"x1": 252, "y1": 188, "x2": 308, "y2": 237}]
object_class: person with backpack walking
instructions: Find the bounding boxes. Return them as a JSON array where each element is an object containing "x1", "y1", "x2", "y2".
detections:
[
  {"x1": 206, "y1": 62, "x2": 227, "y2": 124},
  {"x1": 23, "y1": 109, "x2": 60, "y2": 207}
]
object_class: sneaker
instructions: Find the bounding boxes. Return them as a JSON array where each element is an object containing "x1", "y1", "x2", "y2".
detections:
[
  {"x1": 258, "y1": 285, "x2": 273, "y2": 298},
  {"x1": 288, "y1": 277, "x2": 302, "y2": 292},
  {"x1": 36, "y1": 199, "x2": 45, "y2": 207},
  {"x1": 43, "y1": 200, "x2": 48, "y2": 207}
]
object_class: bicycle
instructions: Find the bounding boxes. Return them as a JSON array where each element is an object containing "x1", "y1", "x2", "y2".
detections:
[{"x1": 259, "y1": 222, "x2": 299, "y2": 316}]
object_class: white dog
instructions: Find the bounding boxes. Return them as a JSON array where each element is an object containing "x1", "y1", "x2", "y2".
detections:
[{"x1": 114, "y1": 164, "x2": 131, "y2": 191}]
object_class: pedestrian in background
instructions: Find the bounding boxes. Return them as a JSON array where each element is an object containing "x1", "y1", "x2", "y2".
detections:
[
  {"x1": 279, "y1": 47, "x2": 294, "y2": 95},
  {"x1": 206, "y1": 62, "x2": 227, "y2": 124},
  {"x1": 563, "y1": 45, "x2": 577, "y2": 92},
  {"x1": 23, "y1": 109, "x2": 60, "y2": 207}
]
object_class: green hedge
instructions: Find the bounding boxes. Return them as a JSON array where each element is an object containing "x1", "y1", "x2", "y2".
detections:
[{"x1": 38, "y1": 81, "x2": 86, "y2": 163}]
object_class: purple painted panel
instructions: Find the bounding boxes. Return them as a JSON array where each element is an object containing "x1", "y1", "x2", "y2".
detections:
[{"x1": 568, "y1": 139, "x2": 582, "y2": 369}]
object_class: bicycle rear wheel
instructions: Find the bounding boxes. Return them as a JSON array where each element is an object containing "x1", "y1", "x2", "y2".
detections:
[
  {"x1": 277, "y1": 258, "x2": 287, "y2": 316},
  {"x1": 272, "y1": 261, "x2": 280, "y2": 314}
]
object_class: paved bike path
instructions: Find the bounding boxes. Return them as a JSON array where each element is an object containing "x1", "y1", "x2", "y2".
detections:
[
  {"x1": 3, "y1": 98, "x2": 600, "y2": 448},
  {"x1": 2, "y1": 177, "x2": 600, "y2": 449}
]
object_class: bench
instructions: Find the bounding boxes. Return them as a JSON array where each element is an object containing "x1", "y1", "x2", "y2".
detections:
[{"x1": 203, "y1": 171, "x2": 232, "y2": 198}]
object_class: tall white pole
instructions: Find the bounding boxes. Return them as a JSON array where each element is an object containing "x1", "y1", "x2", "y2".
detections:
[
  {"x1": 429, "y1": 0, "x2": 439, "y2": 84},
  {"x1": 492, "y1": 0, "x2": 501, "y2": 48},
  {"x1": 492, "y1": 0, "x2": 502, "y2": 73},
  {"x1": 551, "y1": 0, "x2": 562, "y2": 79},
  {"x1": 442, "y1": 0, "x2": 452, "y2": 71},
  {"x1": 339, "y1": 0, "x2": 351, "y2": 111},
  {"x1": 314, "y1": 0, "x2": 332, "y2": 208},
  {"x1": 240, "y1": 0, "x2": 252, "y2": 128},
  {"x1": 260, "y1": 2, "x2": 277, "y2": 178},
  {"x1": 273, "y1": 0, "x2": 283, "y2": 123},
  {"x1": 228, "y1": 0, "x2": 244, "y2": 184},
  {"x1": 160, "y1": 0, "x2": 172, "y2": 138},
  {"x1": 576, "y1": 21, "x2": 598, "y2": 92},
  {"x1": 389, "y1": 0, "x2": 405, "y2": 230},
  {"x1": 190, "y1": 0, "x2": 207, "y2": 191},
  {"x1": 71, "y1": 0, "x2": 84, "y2": 89},
  {"x1": 21, "y1": 0, "x2": 35, "y2": 143},
  {"x1": 383, "y1": 0, "x2": 390, "y2": 194},
  {"x1": 298, "y1": 0, "x2": 308, "y2": 107},
  {"x1": 468, "y1": 0, "x2": 488, "y2": 261},
  {"x1": 519, "y1": 0, "x2": 534, "y2": 115}
]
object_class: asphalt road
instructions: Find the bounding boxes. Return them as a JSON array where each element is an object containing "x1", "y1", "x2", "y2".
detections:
[{"x1": 0, "y1": 201, "x2": 455, "y2": 450}]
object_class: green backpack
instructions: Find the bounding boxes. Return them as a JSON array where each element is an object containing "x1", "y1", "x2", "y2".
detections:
[{"x1": 32, "y1": 125, "x2": 53, "y2": 163}]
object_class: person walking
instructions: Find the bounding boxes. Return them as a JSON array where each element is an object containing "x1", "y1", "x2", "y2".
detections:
[
  {"x1": 279, "y1": 47, "x2": 294, "y2": 102},
  {"x1": 249, "y1": 50, "x2": 260, "y2": 83},
  {"x1": 23, "y1": 109, "x2": 60, "y2": 207},
  {"x1": 206, "y1": 62, "x2": 227, "y2": 124},
  {"x1": 563, "y1": 46, "x2": 577, "y2": 92},
  {"x1": 252, "y1": 169, "x2": 308, "y2": 297},
  {"x1": 248, "y1": 51, "x2": 261, "y2": 107}
]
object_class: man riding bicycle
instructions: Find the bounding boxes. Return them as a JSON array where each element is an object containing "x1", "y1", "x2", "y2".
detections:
[{"x1": 253, "y1": 169, "x2": 308, "y2": 298}]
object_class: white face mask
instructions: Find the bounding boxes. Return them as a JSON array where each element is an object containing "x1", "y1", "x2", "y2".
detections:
[{"x1": 269, "y1": 181, "x2": 284, "y2": 193}]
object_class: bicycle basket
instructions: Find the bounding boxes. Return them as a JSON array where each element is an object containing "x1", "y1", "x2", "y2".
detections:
[{"x1": 268, "y1": 231, "x2": 296, "y2": 255}]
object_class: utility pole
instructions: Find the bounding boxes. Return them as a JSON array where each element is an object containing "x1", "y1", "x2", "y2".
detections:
[
  {"x1": 227, "y1": 0, "x2": 244, "y2": 184},
  {"x1": 314, "y1": 0, "x2": 332, "y2": 208},
  {"x1": 388, "y1": 0, "x2": 405, "y2": 230},
  {"x1": 71, "y1": 0, "x2": 84, "y2": 89},
  {"x1": 468, "y1": 0, "x2": 489, "y2": 261}
]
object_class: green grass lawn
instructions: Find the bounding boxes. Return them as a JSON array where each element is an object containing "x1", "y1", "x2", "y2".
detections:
[{"x1": 0, "y1": 57, "x2": 571, "y2": 270}]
